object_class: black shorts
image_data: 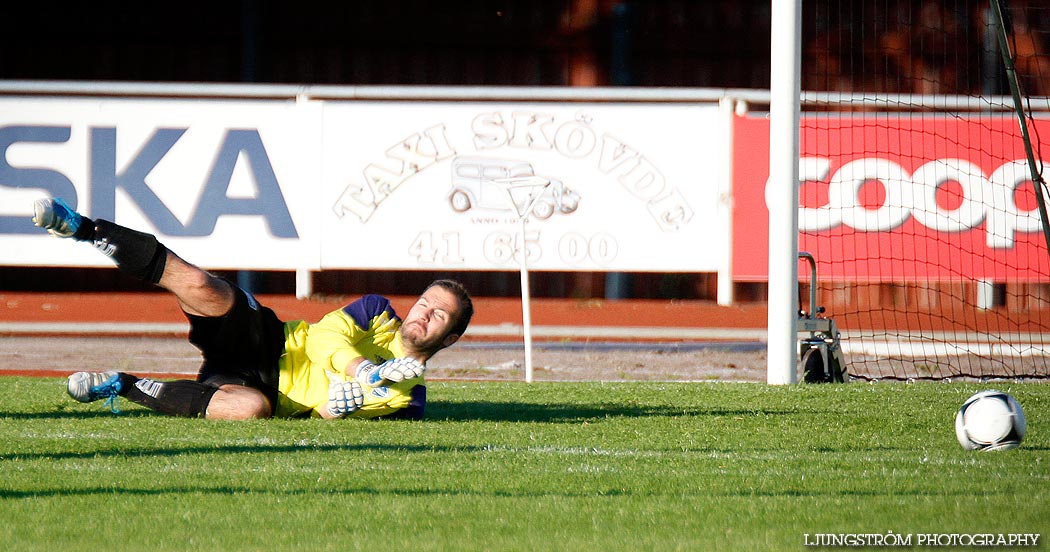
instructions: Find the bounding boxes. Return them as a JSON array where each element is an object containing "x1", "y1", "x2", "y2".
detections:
[{"x1": 186, "y1": 285, "x2": 285, "y2": 406}]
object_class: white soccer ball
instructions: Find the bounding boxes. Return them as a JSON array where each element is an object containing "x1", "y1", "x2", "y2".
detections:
[{"x1": 955, "y1": 390, "x2": 1026, "y2": 451}]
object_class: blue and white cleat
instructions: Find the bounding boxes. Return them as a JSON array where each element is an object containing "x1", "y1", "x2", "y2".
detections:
[
  {"x1": 33, "y1": 197, "x2": 83, "y2": 238},
  {"x1": 67, "y1": 371, "x2": 122, "y2": 404}
]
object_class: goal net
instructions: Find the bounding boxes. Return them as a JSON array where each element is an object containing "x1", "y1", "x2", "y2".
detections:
[{"x1": 800, "y1": 0, "x2": 1050, "y2": 380}]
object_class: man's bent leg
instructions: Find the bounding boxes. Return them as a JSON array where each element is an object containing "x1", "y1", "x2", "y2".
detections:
[
  {"x1": 68, "y1": 372, "x2": 215, "y2": 417},
  {"x1": 119, "y1": 374, "x2": 219, "y2": 418},
  {"x1": 204, "y1": 385, "x2": 273, "y2": 420},
  {"x1": 33, "y1": 198, "x2": 234, "y2": 317},
  {"x1": 159, "y1": 253, "x2": 235, "y2": 317},
  {"x1": 69, "y1": 372, "x2": 272, "y2": 419},
  {"x1": 34, "y1": 199, "x2": 170, "y2": 284}
]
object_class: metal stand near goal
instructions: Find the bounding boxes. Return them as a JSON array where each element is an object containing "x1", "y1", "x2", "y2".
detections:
[{"x1": 797, "y1": 252, "x2": 848, "y2": 383}]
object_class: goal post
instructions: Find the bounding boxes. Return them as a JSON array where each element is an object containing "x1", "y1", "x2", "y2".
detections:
[
  {"x1": 767, "y1": 0, "x2": 804, "y2": 385},
  {"x1": 791, "y1": 0, "x2": 1050, "y2": 381}
]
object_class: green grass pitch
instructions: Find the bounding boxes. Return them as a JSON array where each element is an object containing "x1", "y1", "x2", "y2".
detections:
[{"x1": 0, "y1": 377, "x2": 1046, "y2": 551}]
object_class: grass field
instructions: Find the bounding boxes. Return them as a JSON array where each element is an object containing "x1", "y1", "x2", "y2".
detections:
[{"x1": 0, "y1": 377, "x2": 1047, "y2": 551}]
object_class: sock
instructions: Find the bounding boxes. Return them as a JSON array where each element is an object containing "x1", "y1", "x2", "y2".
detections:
[
  {"x1": 72, "y1": 216, "x2": 96, "y2": 242},
  {"x1": 119, "y1": 374, "x2": 218, "y2": 418},
  {"x1": 90, "y1": 219, "x2": 169, "y2": 284}
]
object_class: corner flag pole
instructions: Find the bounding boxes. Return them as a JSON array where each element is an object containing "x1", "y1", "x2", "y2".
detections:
[
  {"x1": 508, "y1": 178, "x2": 553, "y2": 383},
  {"x1": 519, "y1": 212, "x2": 536, "y2": 383}
]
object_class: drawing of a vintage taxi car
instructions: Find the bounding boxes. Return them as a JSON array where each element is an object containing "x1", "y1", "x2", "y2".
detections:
[{"x1": 447, "y1": 157, "x2": 580, "y2": 219}]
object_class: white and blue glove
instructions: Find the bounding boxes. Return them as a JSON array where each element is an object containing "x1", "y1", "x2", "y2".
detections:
[
  {"x1": 326, "y1": 379, "x2": 364, "y2": 418},
  {"x1": 355, "y1": 357, "x2": 426, "y2": 387}
]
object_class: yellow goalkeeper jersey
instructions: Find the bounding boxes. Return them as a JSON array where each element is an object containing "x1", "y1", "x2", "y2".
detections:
[{"x1": 275, "y1": 294, "x2": 422, "y2": 418}]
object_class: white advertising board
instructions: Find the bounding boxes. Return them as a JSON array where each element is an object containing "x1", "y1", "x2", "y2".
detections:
[
  {"x1": 1, "y1": 94, "x2": 728, "y2": 273},
  {"x1": 0, "y1": 97, "x2": 322, "y2": 270},
  {"x1": 322, "y1": 102, "x2": 726, "y2": 271}
]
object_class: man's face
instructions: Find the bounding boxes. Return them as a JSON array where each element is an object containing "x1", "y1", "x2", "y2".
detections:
[{"x1": 400, "y1": 285, "x2": 462, "y2": 354}]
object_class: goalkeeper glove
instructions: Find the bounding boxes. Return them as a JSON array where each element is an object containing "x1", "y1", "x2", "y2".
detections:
[
  {"x1": 355, "y1": 357, "x2": 426, "y2": 387},
  {"x1": 326, "y1": 379, "x2": 364, "y2": 418}
]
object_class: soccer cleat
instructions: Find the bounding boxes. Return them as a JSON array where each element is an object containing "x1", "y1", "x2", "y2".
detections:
[
  {"x1": 67, "y1": 371, "x2": 122, "y2": 404},
  {"x1": 33, "y1": 197, "x2": 83, "y2": 238}
]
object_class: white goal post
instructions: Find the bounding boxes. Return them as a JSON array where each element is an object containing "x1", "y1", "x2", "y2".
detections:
[
  {"x1": 767, "y1": 0, "x2": 803, "y2": 385},
  {"x1": 767, "y1": 0, "x2": 1050, "y2": 382}
]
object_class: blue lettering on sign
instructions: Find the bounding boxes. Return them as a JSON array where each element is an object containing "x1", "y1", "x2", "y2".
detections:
[
  {"x1": 186, "y1": 129, "x2": 297, "y2": 238},
  {"x1": 1, "y1": 125, "x2": 297, "y2": 238},
  {"x1": 90, "y1": 127, "x2": 188, "y2": 234},
  {"x1": 0, "y1": 126, "x2": 78, "y2": 234}
]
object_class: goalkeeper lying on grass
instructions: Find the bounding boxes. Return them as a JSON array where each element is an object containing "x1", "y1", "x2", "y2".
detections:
[{"x1": 33, "y1": 198, "x2": 473, "y2": 420}]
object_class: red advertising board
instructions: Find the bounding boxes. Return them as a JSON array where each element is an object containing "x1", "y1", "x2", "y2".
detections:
[{"x1": 732, "y1": 114, "x2": 1050, "y2": 281}]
